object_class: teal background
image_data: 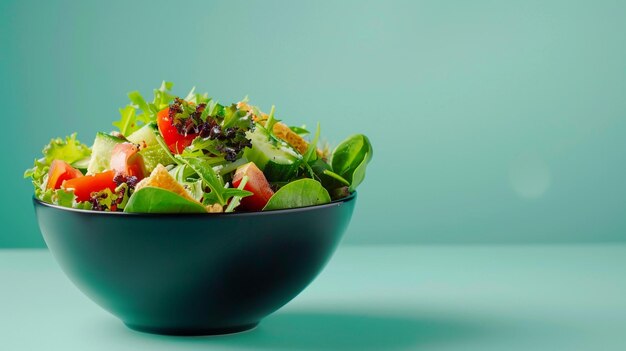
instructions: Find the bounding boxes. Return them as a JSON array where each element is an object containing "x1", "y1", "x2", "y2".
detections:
[{"x1": 2, "y1": 0, "x2": 625, "y2": 247}]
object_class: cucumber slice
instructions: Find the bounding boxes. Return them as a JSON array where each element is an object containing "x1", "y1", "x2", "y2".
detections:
[
  {"x1": 71, "y1": 157, "x2": 91, "y2": 171},
  {"x1": 127, "y1": 122, "x2": 158, "y2": 148},
  {"x1": 86, "y1": 132, "x2": 126, "y2": 174},
  {"x1": 262, "y1": 161, "x2": 300, "y2": 182},
  {"x1": 139, "y1": 144, "x2": 174, "y2": 172},
  {"x1": 244, "y1": 129, "x2": 301, "y2": 181}
]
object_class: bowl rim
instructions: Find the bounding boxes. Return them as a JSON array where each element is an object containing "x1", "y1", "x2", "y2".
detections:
[{"x1": 33, "y1": 192, "x2": 356, "y2": 217}]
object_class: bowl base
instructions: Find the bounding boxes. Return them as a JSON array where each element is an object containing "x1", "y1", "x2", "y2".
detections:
[{"x1": 124, "y1": 322, "x2": 259, "y2": 336}]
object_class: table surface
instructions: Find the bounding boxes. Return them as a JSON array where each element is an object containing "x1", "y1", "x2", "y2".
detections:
[{"x1": 1, "y1": 245, "x2": 625, "y2": 351}]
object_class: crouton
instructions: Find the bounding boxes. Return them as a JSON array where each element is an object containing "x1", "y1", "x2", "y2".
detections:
[
  {"x1": 237, "y1": 101, "x2": 323, "y2": 157},
  {"x1": 135, "y1": 164, "x2": 224, "y2": 213},
  {"x1": 135, "y1": 164, "x2": 197, "y2": 203},
  {"x1": 206, "y1": 203, "x2": 223, "y2": 213}
]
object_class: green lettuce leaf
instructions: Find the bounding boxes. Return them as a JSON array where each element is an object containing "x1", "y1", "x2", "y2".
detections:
[
  {"x1": 24, "y1": 133, "x2": 91, "y2": 201},
  {"x1": 39, "y1": 188, "x2": 93, "y2": 210},
  {"x1": 112, "y1": 81, "x2": 177, "y2": 136},
  {"x1": 89, "y1": 183, "x2": 131, "y2": 211},
  {"x1": 112, "y1": 105, "x2": 137, "y2": 136},
  {"x1": 40, "y1": 133, "x2": 91, "y2": 165}
]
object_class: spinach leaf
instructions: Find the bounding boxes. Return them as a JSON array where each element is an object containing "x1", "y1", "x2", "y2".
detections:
[
  {"x1": 322, "y1": 169, "x2": 350, "y2": 186},
  {"x1": 331, "y1": 134, "x2": 373, "y2": 192},
  {"x1": 309, "y1": 158, "x2": 342, "y2": 188},
  {"x1": 124, "y1": 187, "x2": 207, "y2": 213},
  {"x1": 349, "y1": 149, "x2": 372, "y2": 192},
  {"x1": 263, "y1": 179, "x2": 331, "y2": 210}
]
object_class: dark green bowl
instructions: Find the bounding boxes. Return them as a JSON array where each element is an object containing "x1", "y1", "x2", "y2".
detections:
[{"x1": 33, "y1": 193, "x2": 356, "y2": 336}]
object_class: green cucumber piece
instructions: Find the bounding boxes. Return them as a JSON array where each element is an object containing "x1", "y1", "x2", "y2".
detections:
[
  {"x1": 244, "y1": 129, "x2": 301, "y2": 181},
  {"x1": 139, "y1": 144, "x2": 174, "y2": 172},
  {"x1": 86, "y1": 132, "x2": 125, "y2": 174},
  {"x1": 71, "y1": 157, "x2": 91, "y2": 171},
  {"x1": 127, "y1": 122, "x2": 158, "y2": 148}
]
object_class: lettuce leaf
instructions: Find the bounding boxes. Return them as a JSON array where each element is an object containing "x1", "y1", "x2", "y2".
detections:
[
  {"x1": 112, "y1": 81, "x2": 178, "y2": 136},
  {"x1": 39, "y1": 188, "x2": 93, "y2": 210},
  {"x1": 112, "y1": 105, "x2": 137, "y2": 136},
  {"x1": 40, "y1": 133, "x2": 91, "y2": 165},
  {"x1": 24, "y1": 133, "x2": 91, "y2": 202}
]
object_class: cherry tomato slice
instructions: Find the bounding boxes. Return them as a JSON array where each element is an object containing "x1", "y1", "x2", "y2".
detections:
[
  {"x1": 157, "y1": 107, "x2": 197, "y2": 154},
  {"x1": 46, "y1": 160, "x2": 83, "y2": 190},
  {"x1": 110, "y1": 143, "x2": 146, "y2": 180},
  {"x1": 62, "y1": 170, "x2": 117, "y2": 202},
  {"x1": 232, "y1": 162, "x2": 274, "y2": 211}
]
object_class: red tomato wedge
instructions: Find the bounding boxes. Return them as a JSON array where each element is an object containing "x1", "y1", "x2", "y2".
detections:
[
  {"x1": 232, "y1": 162, "x2": 274, "y2": 211},
  {"x1": 62, "y1": 170, "x2": 117, "y2": 202},
  {"x1": 46, "y1": 160, "x2": 83, "y2": 190},
  {"x1": 110, "y1": 143, "x2": 146, "y2": 180},
  {"x1": 157, "y1": 107, "x2": 197, "y2": 154}
]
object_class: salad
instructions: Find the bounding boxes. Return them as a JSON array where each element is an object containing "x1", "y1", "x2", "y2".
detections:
[{"x1": 25, "y1": 82, "x2": 372, "y2": 213}]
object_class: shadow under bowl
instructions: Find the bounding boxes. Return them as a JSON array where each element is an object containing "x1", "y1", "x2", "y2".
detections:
[{"x1": 33, "y1": 193, "x2": 356, "y2": 336}]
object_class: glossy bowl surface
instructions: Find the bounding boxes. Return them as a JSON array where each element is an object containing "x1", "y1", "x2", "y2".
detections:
[{"x1": 33, "y1": 193, "x2": 356, "y2": 335}]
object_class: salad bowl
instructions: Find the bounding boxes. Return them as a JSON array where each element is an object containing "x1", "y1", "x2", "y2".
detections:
[
  {"x1": 26, "y1": 82, "x2": 372, "y2": 336},
  {"x1": 33, "y1": 193, "x2": 356, "y2": 336}
]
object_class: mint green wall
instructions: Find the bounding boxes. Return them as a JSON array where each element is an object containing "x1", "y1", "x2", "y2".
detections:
[{"x1": 2, "y1": 0, "x2": 625, "y2": 247}]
